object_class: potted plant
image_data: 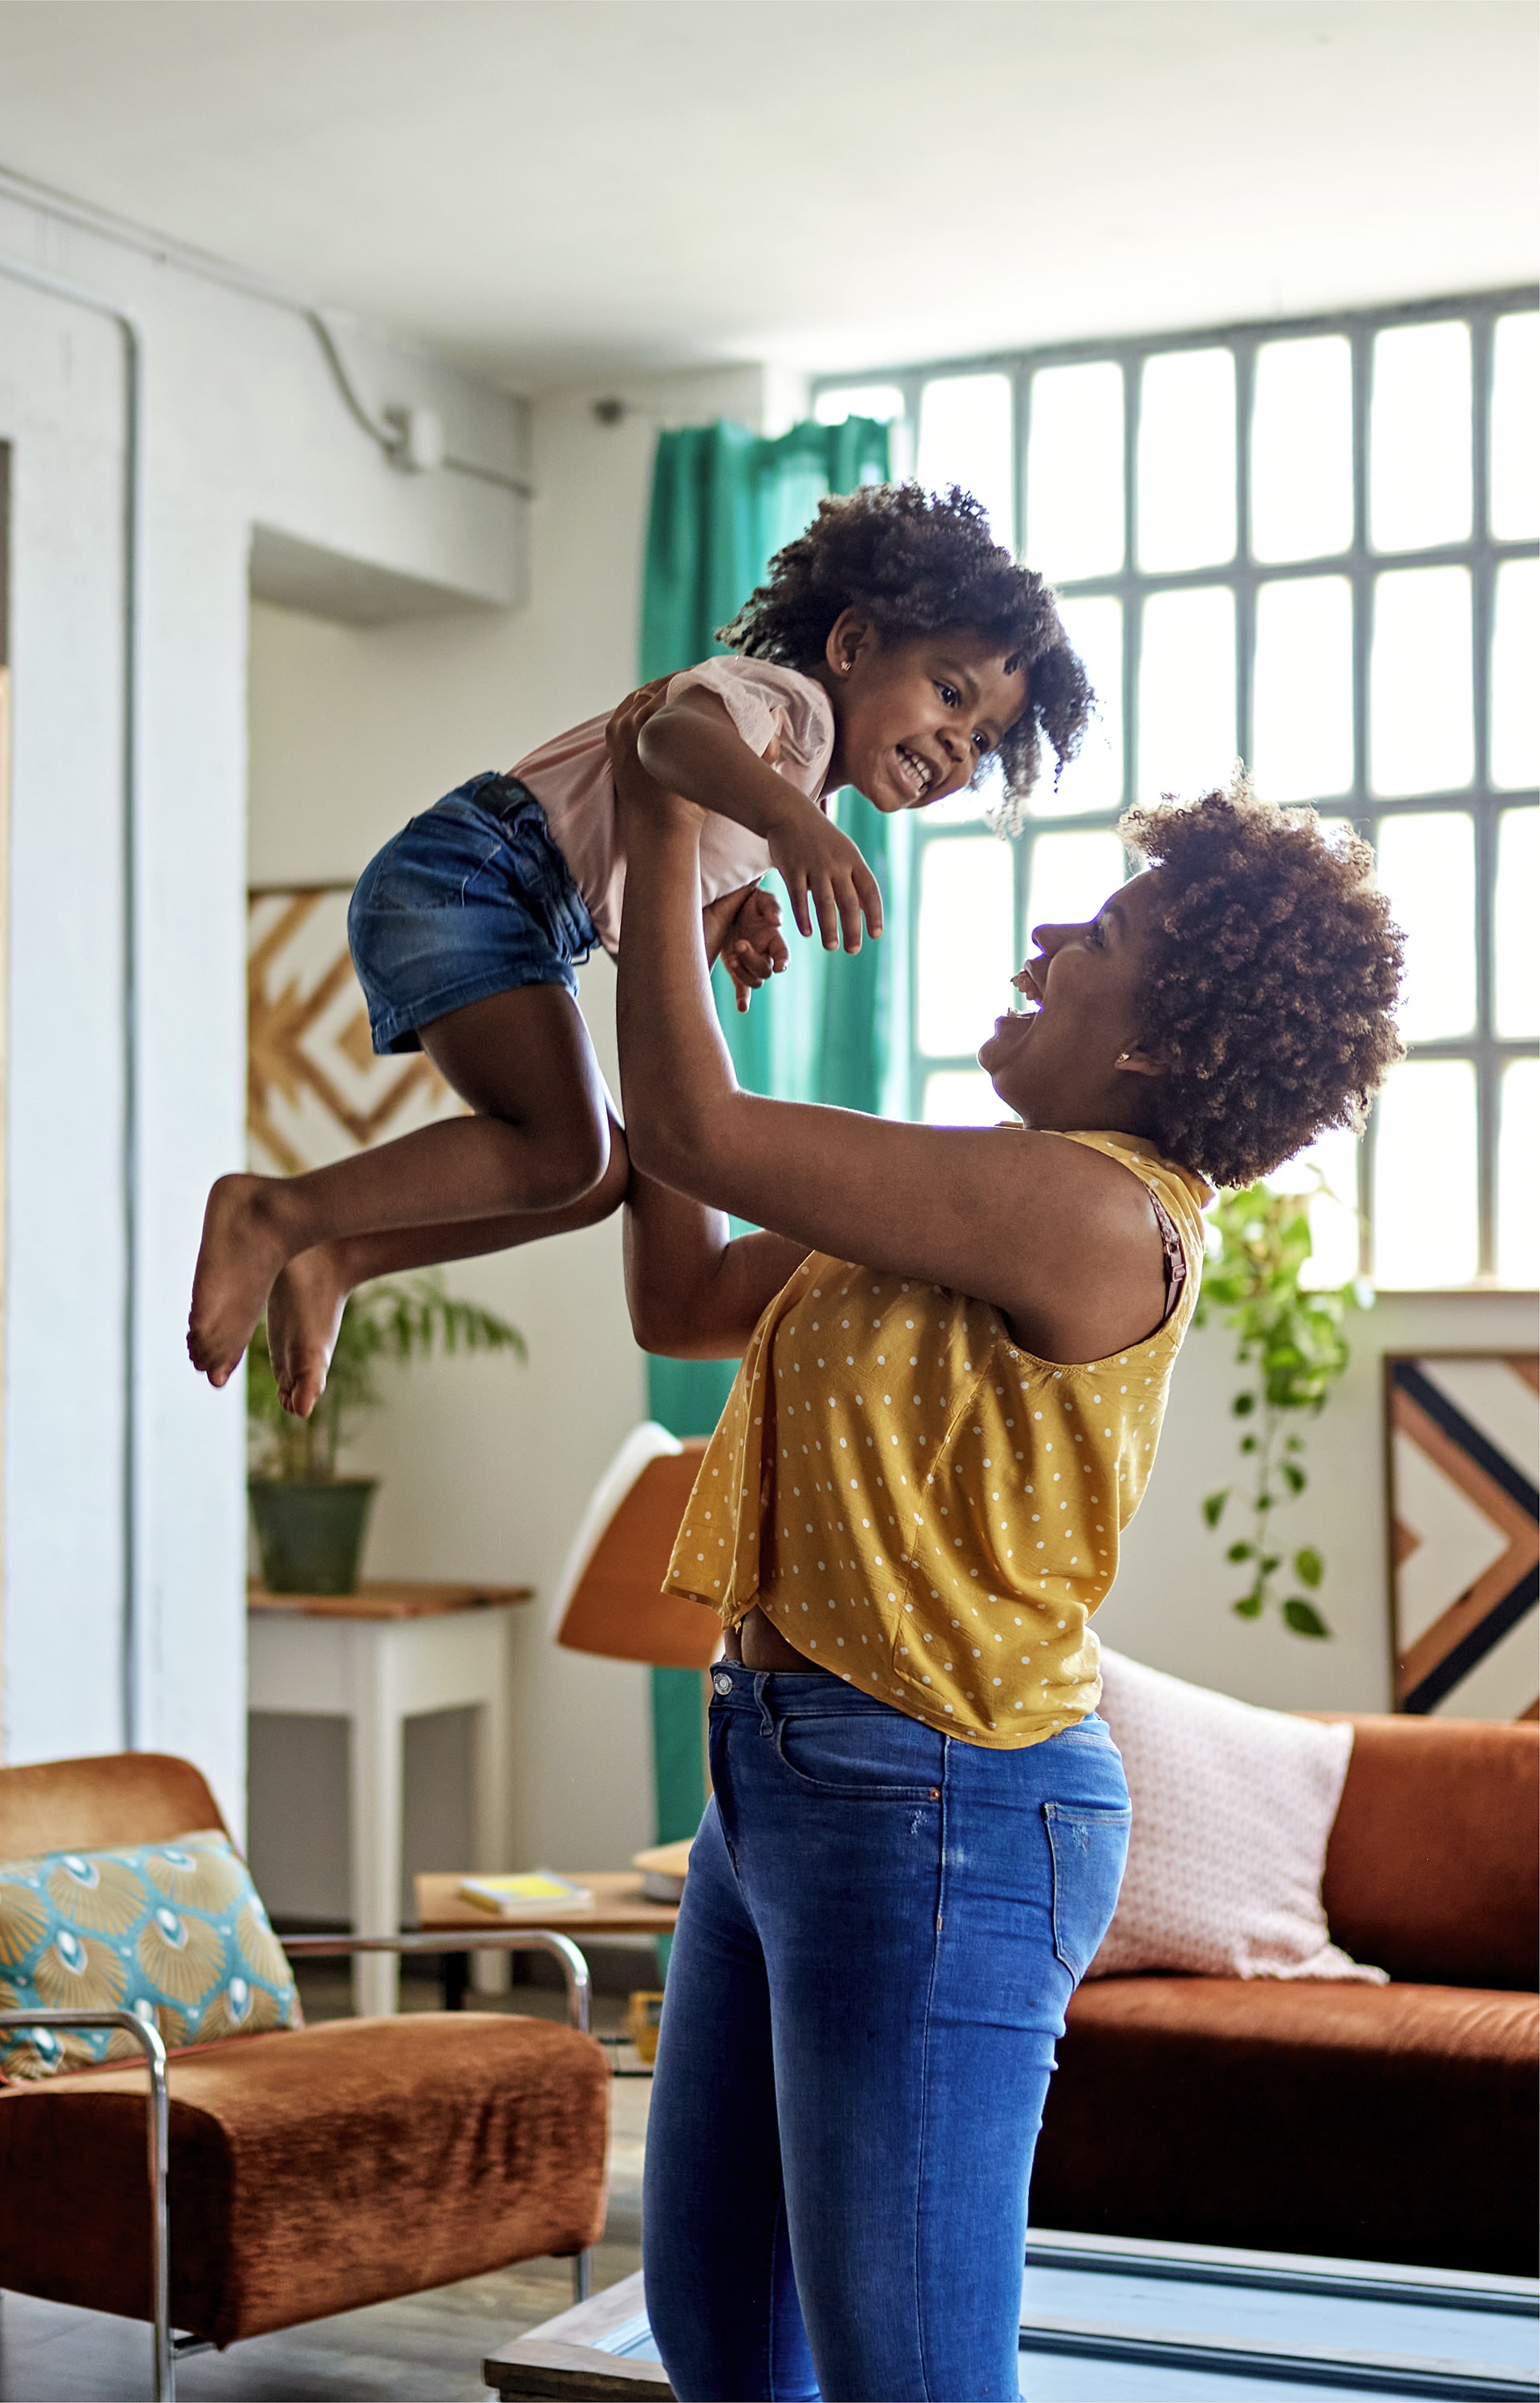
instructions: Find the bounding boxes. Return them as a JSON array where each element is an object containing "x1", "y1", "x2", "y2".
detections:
[
  {"x1": 247, "y1": 1272, "x2": 525, "y2": 1594},
  {"x1": 1197, "y1": 1177, "x2": 1367, "y2": 1638}
]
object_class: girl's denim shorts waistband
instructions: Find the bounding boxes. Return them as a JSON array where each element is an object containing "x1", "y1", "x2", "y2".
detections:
[{"x1": 346, "y1": 772, "x2": 598, "y2": 1056}]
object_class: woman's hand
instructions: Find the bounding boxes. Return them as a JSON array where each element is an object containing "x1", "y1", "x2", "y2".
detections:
[{"x1": 607, "y1": 682, "x2": 704, "y2": 831}]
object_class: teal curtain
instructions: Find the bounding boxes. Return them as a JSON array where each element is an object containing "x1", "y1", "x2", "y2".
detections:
[{"x1": 638, "y1": 416, "x2": 896, "y2": 1841}]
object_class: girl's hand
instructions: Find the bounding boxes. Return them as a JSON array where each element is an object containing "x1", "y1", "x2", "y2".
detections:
[
  {"x1": 607, "y1": 681, "x2": 704, "y2": 829},
  {"x1": 766, "y1": 802, "x2": 884, "y2": 952},
  {"x1": 612, "y1": 680, "x2": 883, "y2": 951},
  {"x1": 721, "y1": 885, "x2": 789, "y2": 1013}
]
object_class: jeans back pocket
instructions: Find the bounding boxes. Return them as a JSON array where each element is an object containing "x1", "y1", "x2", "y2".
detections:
[{"x1": 1043, "y1": 1801, "x2": 1133, "y2": 1982}]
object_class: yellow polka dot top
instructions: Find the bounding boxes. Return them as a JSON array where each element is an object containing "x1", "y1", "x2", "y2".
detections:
[{"x1": 666, "y1": 1131, "x2": 1213, "y2": 1748}]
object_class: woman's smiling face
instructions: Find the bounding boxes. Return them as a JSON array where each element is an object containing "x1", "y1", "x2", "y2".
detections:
[
  {"x1": 978, "y1": 870, "x2": 1169, "y2": 1132},
  {"x1": 822, "y1": 613, "x2": 1028, "y2": 814}
]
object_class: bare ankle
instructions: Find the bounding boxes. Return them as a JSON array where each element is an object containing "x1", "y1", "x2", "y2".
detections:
[
  {"x1": 236, "y1": 1173, "x2": 316, "y2": 1261},
  {"x1": 307, "y1": 1240, "x2": 359, "y2": 1299}
]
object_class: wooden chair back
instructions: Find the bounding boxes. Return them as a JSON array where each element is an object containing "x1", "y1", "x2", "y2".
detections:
[
  {"x1": 0, "y1": 1752, "x2": 229, "y2": 1861},
  {"x1": 553, "y1": 1426, "x2": 720, "y2": 1668}
]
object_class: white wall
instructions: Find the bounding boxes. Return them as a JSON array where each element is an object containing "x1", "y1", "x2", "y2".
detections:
[
  {"x1": 1103, "y1": 1291, "x2": 1538, "y2": 1710},
  {"x1": 0, "y1": 188, "x2": 527, "y2": 1832},
  {"x1": 246, "y1": 365, "x2": 781, "y2": 1901}
]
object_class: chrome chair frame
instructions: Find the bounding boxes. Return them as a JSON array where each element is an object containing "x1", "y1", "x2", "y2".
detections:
[{"x1": 0, "y1": 1926, "x2": 594, "y2": 2403}]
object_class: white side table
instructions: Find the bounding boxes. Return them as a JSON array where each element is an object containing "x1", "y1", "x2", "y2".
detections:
[{"x1": 247, "y1": 1580, "x2": 533, "y2": 2016}]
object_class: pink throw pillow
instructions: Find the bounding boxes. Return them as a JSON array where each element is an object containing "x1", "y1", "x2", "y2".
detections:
[{"x1": 1087, "y1": 1648, "x2": 1386, "y2": 1983}]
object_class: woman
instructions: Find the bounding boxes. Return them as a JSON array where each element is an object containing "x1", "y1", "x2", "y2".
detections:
[{"x1": 610, "y1": 704, "x2": 1404, "y2": 2403}]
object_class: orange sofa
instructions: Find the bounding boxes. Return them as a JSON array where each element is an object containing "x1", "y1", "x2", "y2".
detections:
[{"x1": 1031, "y1": 1713, "x2": 1538, "y2": 2275}]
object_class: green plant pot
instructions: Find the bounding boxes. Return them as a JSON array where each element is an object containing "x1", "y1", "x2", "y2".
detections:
[{"x1": 249, "y1": 1479, "x2": 379, "y2": 1596}]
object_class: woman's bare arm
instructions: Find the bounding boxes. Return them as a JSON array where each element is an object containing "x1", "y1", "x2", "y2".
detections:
[
  {"x1": 624, "y1": 1170, "x2": 809, "y2": 1358},
  {"x1": 614, "y1": 782, "x2": 1165, "y2": 1366}
]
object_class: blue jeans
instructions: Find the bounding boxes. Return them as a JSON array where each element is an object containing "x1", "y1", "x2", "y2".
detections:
[{"x1": 643, "y1": 1662, "x2": 1131, "y2": 2402}]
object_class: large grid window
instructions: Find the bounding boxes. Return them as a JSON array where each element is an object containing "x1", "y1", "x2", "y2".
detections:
[{"x1": 813, "y1": 290, "x2": 1538, "y2": 1289}]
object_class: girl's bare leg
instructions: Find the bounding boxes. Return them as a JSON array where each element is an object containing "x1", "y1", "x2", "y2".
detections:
[
  {"x1": 266, "y1": 1120, "x2": 630, "y2": 1417},
  {"x1": 188, "y1": 984, "x2": 612, "y2": 1387}
]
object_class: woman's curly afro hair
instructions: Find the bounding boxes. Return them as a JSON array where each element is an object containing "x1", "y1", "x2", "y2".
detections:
[
  {"x1": 1122, "y1": 775, "x2": 1405, "y2": 1191},
  {"x1": 719, "y1": 482, "x2": 1091, "y2": 826}
]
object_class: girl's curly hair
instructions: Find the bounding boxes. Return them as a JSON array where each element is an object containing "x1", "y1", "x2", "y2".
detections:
[
  {"x1": 719, "y1": 482, "x2": 1091, "y2": 826},
  {"x1": 1122, "y1": 776, "x2": 1405, "y2": 1191}
]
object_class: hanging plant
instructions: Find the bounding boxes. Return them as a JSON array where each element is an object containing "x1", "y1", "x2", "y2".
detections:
[{"x1": 1196, "y1": 1179, "x2": 1364, "y2": 1638}]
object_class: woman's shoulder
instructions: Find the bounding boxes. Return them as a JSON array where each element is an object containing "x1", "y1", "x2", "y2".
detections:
[
  {"x1": 1048, "y1": 1130, "x2": 1213, "y2": 1271},
  {"x1": 1052, "y1": 1130, "x2": 1211, "y2": 1208}
]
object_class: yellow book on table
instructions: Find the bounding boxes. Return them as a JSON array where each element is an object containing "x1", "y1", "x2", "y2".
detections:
[{"x1": 455, "y1": 1871, "x2": 594, "y2": 1917}]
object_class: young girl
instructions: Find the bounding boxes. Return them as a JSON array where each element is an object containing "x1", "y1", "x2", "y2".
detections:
[{"x1": 188, "y1": 482, "x2": 1091, "y2": 1412}]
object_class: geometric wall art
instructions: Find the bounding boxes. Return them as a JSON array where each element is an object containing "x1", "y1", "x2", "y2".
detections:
[
  {"x1": 1385, "y1": 1353, "x2": 1539, "y2": 1720},
  {"x1": 248, "y1": 886, "x2": 466, "y2": 1175}
]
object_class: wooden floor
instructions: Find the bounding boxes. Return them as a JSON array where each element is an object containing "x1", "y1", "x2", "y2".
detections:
[{"x1": 0, "y1": 1970, "x2": 650, "y2": 2402}]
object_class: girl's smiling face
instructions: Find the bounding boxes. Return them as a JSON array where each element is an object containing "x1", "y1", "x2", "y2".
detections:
[
  {"x1": 979, "y1": 871, "x2": 1169, "y2": 1133},
  {"x1": 821, "y1": 612, "x2": 1028, "y2": 813}
]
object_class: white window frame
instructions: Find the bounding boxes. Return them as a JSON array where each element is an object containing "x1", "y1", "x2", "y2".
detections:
[{"x1": 813, "y1": 287, "x2": 1538, "y2": 1285}]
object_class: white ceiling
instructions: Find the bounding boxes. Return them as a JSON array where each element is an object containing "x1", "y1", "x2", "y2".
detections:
[{"x1": 0, "y1": 1, "x2": 1533, "y2": 391}]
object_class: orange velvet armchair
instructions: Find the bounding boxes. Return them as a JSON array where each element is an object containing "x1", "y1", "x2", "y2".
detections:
[{"x1": 0, "y1": 1751, "x2": 610, "y2": 2401}]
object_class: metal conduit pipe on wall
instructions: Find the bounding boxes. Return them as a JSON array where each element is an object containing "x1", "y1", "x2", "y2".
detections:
[{"x1": 0, "y1": 164, "x2": 533, "y2": 500}]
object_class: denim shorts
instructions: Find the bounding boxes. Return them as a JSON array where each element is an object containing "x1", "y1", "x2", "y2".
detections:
[{"x1": 346, "y1": 773, "x2": 598, "y2": 1055}]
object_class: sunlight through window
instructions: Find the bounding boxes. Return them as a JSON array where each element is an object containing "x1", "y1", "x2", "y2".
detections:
[
  {"x1": 1137, "y1": 349, "x2": 1235, "y2": 571},
  {"x1": 1495, "y1": 810, "x2": 1540, "y2": 1041},
  {"x1": 1026, "y1": 363, "x2": 1125, "y2": 581},
  {"x1": 1251, "y1": 337, "x2": 1353, "y2": 564},
  {"x1": 917, "y1": 375, "x2": 1014, "y2": 547},
  {"x1": 1375, "y1": 814, "x2": 1477, "y2": 1044},
  {"x1": 1370, "y1": 321, "x2": 1472, "y2": 552},
  {"x1": 1497, "y1": 1062, "x2": 1540, "y2": 1286},
  {"x1": 1373, "y1": 1061, "x2": 1479, "y2": 1288},
  {"x1": 1490, "y1": 314, "x2": 1538, "y2": 540},
  {"x1": 1370, "y1": 569, "x2": 1473, "y2": 797},
  {"x1": 1140, "y1": 587, "x2": 1236, "y2": 799},
  {"x1": 1252, "y1": 578, "x2": 1354, "y2": 802},
  {"x1": 813, "y1": 294, "x2": 1535, "y2": 1285},
  {"x1": 1491, "y1": 558, "x2": 1538, "y2": 791},
  {"x1": 923, "y1": 1070, "x2": 1007, "y2": 1128},
  {"x1": 1040, "y1": 597, "x2": 1122, "y2": 816},
  {"x1": 917, "y1": 837, "x2": 1014, "y2": 1058},
  {"x1": 1026, "y1": 831, "x2": 1127, "y2": 942}
]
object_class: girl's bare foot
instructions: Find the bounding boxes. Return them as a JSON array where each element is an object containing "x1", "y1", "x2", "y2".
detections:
[
  {"x1": 187, "y1": 1174, "x2": 293, "y2": 1386},
  {"x1": 265, "y1": 1246, "x2": 351, "y2": 1419}
]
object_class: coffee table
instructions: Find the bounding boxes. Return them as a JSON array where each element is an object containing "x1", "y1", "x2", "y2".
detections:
[{"x1": 484, "y1": 2232, "x2": 1540, "y2": 2399}]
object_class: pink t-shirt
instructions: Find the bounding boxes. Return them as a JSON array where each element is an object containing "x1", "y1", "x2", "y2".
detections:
[{"x1": 513, "y1": 656, "x2": 836, "y2": 957}]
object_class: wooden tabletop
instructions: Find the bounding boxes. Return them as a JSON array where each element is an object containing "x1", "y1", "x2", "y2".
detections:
[
  {"x1": 415, "y1": 1869, "x2": 679, "y2": 1934},
  {"x1": 248, "y1": 1578, "x2": 535, "y2": 1621}
]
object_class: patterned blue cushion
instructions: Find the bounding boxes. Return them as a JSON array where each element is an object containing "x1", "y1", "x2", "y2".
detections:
[{"x1": 0, "y1": 1829, "x2": 303, "y2": 2079}]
